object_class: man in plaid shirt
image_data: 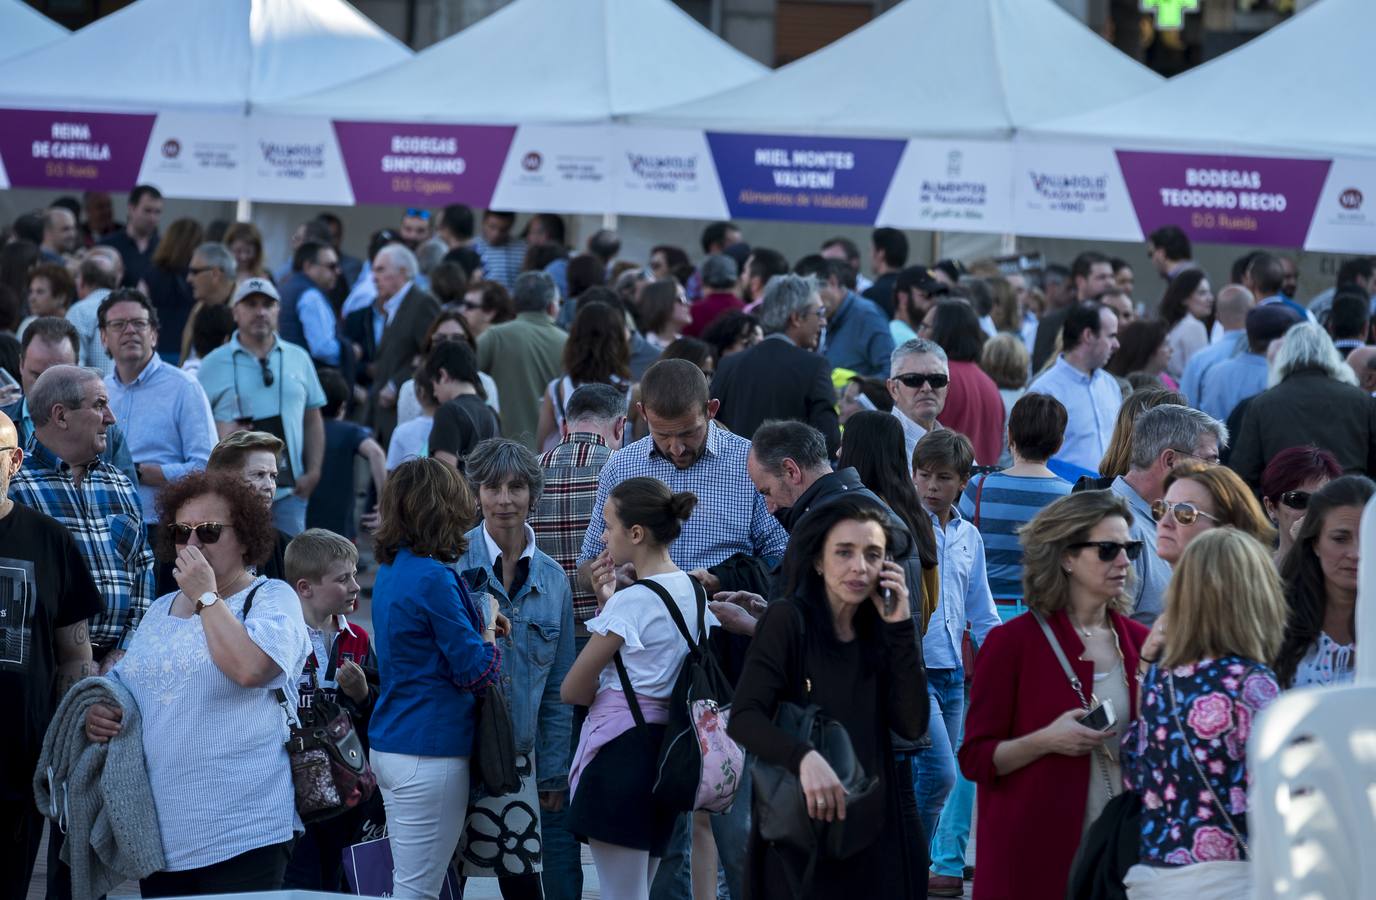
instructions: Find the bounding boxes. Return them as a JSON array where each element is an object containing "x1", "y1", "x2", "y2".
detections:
[
  {"x1": 530, "y1": 383, "x2": 627, "y2": 633},
  {"x1": 8, "y1": 365, "x2": 155, "y2": 673}
]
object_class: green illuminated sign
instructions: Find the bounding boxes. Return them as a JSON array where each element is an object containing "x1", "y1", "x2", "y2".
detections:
[{"x1": 1141, "y1": 0, "x2": 1200, "y2": 30}]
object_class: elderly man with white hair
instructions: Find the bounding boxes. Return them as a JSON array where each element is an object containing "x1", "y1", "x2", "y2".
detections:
[
  {"x1": 1230, "y1": 321, "x2": 1376, "y2": 488},
  {"x1": 888, "y1": 337, "x2": 950, "y2": 465},
  {"x1": 368, "y1": 242, "x2": 440, "y2": 443}
]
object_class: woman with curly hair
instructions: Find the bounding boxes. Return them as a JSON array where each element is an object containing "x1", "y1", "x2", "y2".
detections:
[
  {"x1": 1275, "y1": 475, "x2": 1375, "y2": 689},
  {"x1": 1120, "y1": 529, "x2": 1285, "y2": 897},
  {"x1": 535, "y1": 301, "x2": 631, "y2": 451},
  {"x1": 83, "y1": 471, "x2": 311, "y2": 895}
]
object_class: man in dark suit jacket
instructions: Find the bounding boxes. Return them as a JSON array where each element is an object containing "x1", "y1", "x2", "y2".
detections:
[
  {"x1": 364, "y1": 244, "x2": 440, "y2": 444},
  {"x1": 711, "y1": 273, "x2": 840, "y2": 455}
]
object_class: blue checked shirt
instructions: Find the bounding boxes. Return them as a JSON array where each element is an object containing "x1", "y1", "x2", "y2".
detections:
[
  {"x1": 577, "y1": 422, "x2": 788, "y2": 572},
  {"x1": 9, "y1": 436, "x2": 156, "y2": 652}
]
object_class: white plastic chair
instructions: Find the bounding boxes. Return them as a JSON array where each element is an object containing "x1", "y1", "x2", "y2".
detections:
[{"x1": 1248, "y1": 495, "x2": 1376, "y2": 899}]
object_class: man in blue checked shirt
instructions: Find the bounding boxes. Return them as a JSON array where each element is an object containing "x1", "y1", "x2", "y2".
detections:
[
  {"x1": 576, "y1": 358, "x2": 787, "y2": 900},
  {"x1": 8, "y1": 364, "x2": 154, "y2": 675}
]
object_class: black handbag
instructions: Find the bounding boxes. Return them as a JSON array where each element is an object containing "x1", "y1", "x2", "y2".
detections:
[
  {"x1": 750, "y1": 605, "x2": 884, "y2": 870},
  {"x1": 471, "y1": 682, "x2": 521, "y2": 795}
]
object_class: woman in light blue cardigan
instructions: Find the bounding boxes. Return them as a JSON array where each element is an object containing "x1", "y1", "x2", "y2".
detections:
[{"x1": 368, "y1": 458, "x2": 504, "y2": 900}]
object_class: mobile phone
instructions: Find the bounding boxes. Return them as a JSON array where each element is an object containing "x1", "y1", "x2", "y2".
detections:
[
  {"x1": 882, "y1": 553, "x2": 895, "y2": 616},
  {"x1": 1080, "y1": 698, "x2": 1117, "y2": 732}
]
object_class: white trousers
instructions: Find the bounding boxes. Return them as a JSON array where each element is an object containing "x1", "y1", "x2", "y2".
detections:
[
  {"x1": 371, "y1": 750, "x2": 471, "y2": 900},
  {"x1": 1124, "y1": 860, "x2": 1251, "y2": 899}
]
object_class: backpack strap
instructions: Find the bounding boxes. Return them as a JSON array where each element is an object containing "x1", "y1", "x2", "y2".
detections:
[
  {"x1": 612, "y1": 652, "x2": 647, "y2": 730},
  {"x1": 632, "y1": 576, "x2": 708, "y2": 652}
]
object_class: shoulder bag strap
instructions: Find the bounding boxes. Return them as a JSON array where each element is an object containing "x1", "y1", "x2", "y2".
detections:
[
  {"x1": 613, "y1": 652, "x2": 647, "y2": 730},
  {"x1": 972, "y1": 473, "x2": 989, "y2": 528},
  {"x1": 235, "y1": 582, "x2": 301, "y2": 728},
  {"x1": 1166, "y1": 670, "x2": 1250, "y2": 856},
  {"x1": 238, "y1": 581, "x2": 265, "y2": 620},
  {"x1": 1031, "y1": 610, "x2": 1089, "y2": 710}
]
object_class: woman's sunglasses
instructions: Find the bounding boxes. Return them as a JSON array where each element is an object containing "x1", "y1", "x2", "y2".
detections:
[
  {"x1": 1068, "y1": 540, "x2": 1143, "y2": 562},
  {"x1": 169, "y1": 522, "x2": 230, "y2": 545},
  {"x1": 1278, "y1": 490, "x2": 1310, "y2": 510},
  {"x1": 1150, "y1": 499, "x2": 1222, "y2": 527}
]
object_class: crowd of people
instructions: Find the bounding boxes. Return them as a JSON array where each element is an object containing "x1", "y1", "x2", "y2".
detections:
[{"x1": 2, "y1": 188, "x2": 1374, "y2": 900}]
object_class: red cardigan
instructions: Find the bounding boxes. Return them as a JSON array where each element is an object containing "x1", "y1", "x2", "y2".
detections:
[
  {"x1": 939, "y1": 360, "x2": 1005, "y2": 467},
  {"x1": 958, "y1": 608, "x2": 1148, "y2": 900}
]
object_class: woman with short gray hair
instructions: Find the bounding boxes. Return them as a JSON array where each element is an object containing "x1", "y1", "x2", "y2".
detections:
[
  {"x1": 1229, "y1": 322, "x2": 1376, "y2": 488},
  {"x1": 455, "y1": 438, "x2": 575, "y2": 895}
]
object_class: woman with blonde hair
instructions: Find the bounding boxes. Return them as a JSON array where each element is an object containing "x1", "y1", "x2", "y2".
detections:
[
  {"x1": 979, "y1": 332, "x2": 1030, "y2": 468},
  {"x1": 1121, "y1": 529, "x2": 1285, "y2": 897},
  {"x1": 960, "y1": 490, "x2": 1149, "y2": 900},
  {"x1": 224, "y1": 221, "x2": 270, "y2": 281},
  {"x1": 1153, "y1": 461, "x2": 1276, "y2": 565}
]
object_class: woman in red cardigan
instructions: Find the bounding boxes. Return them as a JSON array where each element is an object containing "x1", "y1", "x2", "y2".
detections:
[{"x1": 958, "y1": 490, "x2": 1149, "y2": 900}]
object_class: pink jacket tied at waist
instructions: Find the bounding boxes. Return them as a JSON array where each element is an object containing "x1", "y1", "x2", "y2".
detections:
[{"x1": 568, "y1": 687, "x2": 669, "y2": 799}]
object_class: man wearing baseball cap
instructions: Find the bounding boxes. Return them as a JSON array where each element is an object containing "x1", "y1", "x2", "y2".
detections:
[{"x1": 195, "y1": 276, "x2": 325, "y2": 536}]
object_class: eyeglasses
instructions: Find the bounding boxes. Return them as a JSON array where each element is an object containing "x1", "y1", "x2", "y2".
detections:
[
  {"x1": 892, "y1": 372, "x2": 950, "y2": 390},
  {"x1": 312, "y1": 260, "x2": 340, "y2": 271},
  {"x1": 404, "y1": 208, "x2": 432, "y2": 220},
  {"x1": 1151, "y1": 499, "x2": 1222, "y2": 527},
  {"x1": 258, "y1": 356, "x2": 274, "y2": 387},
  {"x1": 1068, "y1": 540, "x2": 1144, "y2": 562},
  {"x1": 1173, "y1": 448, "x2": 1221, "y2": 465},
  {"x1": 187, "y1": 266, "x2": 218, "y2": 276},
  {"x1": 1279, "y1": 490, "x2": 1311, "y2": 510},
  {"x1": 460, "y1": 300, "x2": 483, "y2": 312},
  {"x1": 801, "y1": 306, "x2": 825, "y2": 319},
  {"x1": 169, "y1": 522, "x2": 231, "y2": 545},
  {"x1": 103, "y1": 318, "x2": 152, "y2": 333}
]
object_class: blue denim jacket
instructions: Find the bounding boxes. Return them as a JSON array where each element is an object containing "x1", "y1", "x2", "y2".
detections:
[{"x1": 458, "y1": 524, "x2": 575, "y2": 792}]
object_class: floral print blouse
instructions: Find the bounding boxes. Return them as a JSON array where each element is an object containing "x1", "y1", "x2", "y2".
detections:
[{"x1": 1121, "y1": 656, "x2": 1280, "y2": 865}]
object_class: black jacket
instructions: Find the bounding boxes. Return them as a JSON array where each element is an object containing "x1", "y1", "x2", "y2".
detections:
[
  {"x1": 710, "y1": 335, "x2": 840, "y2": 456},
  {"x1": 1229, "y1": 368, "x2": 1376, "y2": 488}
]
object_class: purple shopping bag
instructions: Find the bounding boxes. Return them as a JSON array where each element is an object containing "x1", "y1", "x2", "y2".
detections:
[{"x1": 343, "y1": 836, "x2": 460, "y2": 898}]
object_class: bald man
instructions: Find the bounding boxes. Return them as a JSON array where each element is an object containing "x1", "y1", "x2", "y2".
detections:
[
  {"x1": 1347, "y1": 345, "x2": 1376, "y2": 395},
  {"x1": 1180, "y1": 284, "x2": 1255, "y2": 407},
  {"x1": 0, "y1": 409, "x2": 103, "y2": 899}
]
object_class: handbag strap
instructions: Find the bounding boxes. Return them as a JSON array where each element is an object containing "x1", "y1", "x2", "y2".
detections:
[
  {"x1": 971, "y1": 472, "x2": 989, "y2": 528},
  {"x1": 1031, "y1": 610, "x2": 1089, "y2": 709},
  {"x1": 1166, "y1": 671, "x2": 1250, "y2": 857},
  {"x1": 237, "y1": 581, "x2": 302, "y2": 730}
]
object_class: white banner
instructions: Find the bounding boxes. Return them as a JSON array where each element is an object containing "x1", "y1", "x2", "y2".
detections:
[
  {"x1": 611, "y1": 126, "x2": 729, "y2": 219},
  {"x1": 878, "y1": 138, "x2": 1014, "y2": 233},
  {"x1": 490, "y1": 125, "x2": 614, "y2": 213},
  {"x1": 1011, "y1": 140, "x2": 1141, "y2": 241},
  {"x1": 1304, "y1": 156, "x2": 1376, "y2": 253},
  {"x1": 245, "y1": 115, "x2": 353, "y2": 205}
]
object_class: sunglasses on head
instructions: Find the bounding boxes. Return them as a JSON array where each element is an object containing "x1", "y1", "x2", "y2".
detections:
[
  {"x1": 892, "y1": 372, "x2": 949, "y2": 390},
  {"x1": 1068, "y1": 540, "x2": 1143, "y2": 562},
  {"x1": 405, "y1": 208, "x2": 431, "y2": 220},
  {"x1": 170, "y1": 522, "x2": 230, "y2": 545},
  {"x1": 1279, "y1": 490, "x2": 1310, "y2": 510},
  {"x1": 1151, "y1": 499, "x2": 1222, "y2": 527}
]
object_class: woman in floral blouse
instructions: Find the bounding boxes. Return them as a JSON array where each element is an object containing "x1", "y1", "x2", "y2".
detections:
[{"x1": 1122, "y1": 529, "x2": 1286, "y2": 898}]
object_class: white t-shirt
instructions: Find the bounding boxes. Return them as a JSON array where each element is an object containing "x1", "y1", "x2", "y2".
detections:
[
  {"x1": 586, "y1": 571, "x2": 719, "y2": 699},
  {"x1": 387, "y1": 414, "x2": 433, "y2": 470}
]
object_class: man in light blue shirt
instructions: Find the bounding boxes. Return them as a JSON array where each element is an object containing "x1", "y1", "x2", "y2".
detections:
[
  {"x1": 910, "y1": 429, "x2": 999, "y2": 882},
  {"x1": 197, "y1": 278, "x2": 326, "y2": 536},
  {"x1": 796, "y1": 256, "x2": 895, "y2": 378},
  {"x1": 101, "y1": 288, "x2": 217, "y2": 523},
  {"x1": 278, "y1": 241, "x2": 342, "y2": 366},
  {"x1": 1027, "y1": 301, "x2": 1121, "y2": 474},
  {"x1": 1180, "y1": 284, "x2": 1253, "y2": 406},
  {"x1": 1199, "y1": 304, "x2": 1299, "y2": 423},
  {"x1": 65, "y1": 248, "x2": 122, "y2": 375},
  {"x1": 1107, "y1": 404, "x2": 1227, "y2": 624}
]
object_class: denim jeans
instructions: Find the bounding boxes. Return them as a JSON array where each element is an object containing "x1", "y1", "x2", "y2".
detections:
[
  {"x1": 273, "y1": 493, "x2": 307, "y2": 537},
  {"x1": 912, "y1": 667, "x2": 964, "y2": 854},
  {"x1": 543, "y1": 633, "x2": 590, "y2": 900},
  {"x1": 648, "y1": 764, "x2": 750, "y2": 900},
  {"x1": 930, "y1": 681, "x2": 974, "y2": 878}
]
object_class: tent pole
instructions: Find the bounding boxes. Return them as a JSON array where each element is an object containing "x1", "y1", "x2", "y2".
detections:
[
  {"x1": 236, "y1": 197, "x2": 253, "y2": 222},
  {"x1": 602, "y1": 211, "x2": 618, "y2": 229},
  {"x1": 930, "y1": 231, "x2": 942, "y2": 263},
  {"x1": 1000, "y1": 232, "x2": 1016, "y2": 254}
]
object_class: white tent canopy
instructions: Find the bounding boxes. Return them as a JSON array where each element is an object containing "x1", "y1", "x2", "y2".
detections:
[
  {"x1": 631, "y1": 0, "x2": 1161, "y2": 138},
  {"x1": 1029, "y1": 0, "x2": 1366, "y2": 157},
  {"x1": 0, "y1": 0, "x2": 411, "y2": 113},
  {"x1": 2, "y1": 0, "x2": 67, "y2": 63},
  {"x1": 264, "y1": 0, "x2": 768, "y2": 123}
]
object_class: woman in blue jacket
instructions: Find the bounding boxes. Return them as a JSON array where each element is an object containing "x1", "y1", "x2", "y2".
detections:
[
  {"x1": 369, "y1": 458, "x2": 505, "y2": 900},
  {"x1": 456, "y1": 438, "x2": 576, "y2": 898}
]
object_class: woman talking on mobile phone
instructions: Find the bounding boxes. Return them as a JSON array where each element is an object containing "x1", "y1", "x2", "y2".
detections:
[
  {"x1": 959, "y1": 490, "x2": 1149, "y2": 900},
  {"x1": 728, "y1": 495, "x2": 927, "y2": 898}
]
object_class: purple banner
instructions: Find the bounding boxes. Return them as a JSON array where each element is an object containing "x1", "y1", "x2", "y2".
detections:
[
  {"x1": 707, "y1": 132, "x2": 905, "y2": 224},
  {"x1": 1117, "y1": 150, "x2": 1331, "y2": 247},
  {"x1": 333, "y1": 121, "x2": 516, "y2": 206},
  {"x1": 0, "y1": 108, "x2": 155, "y2": 191}
]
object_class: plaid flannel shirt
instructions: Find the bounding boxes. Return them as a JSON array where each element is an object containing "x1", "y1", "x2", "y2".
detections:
[
  {"x1": 9, "y1": 436, "x2": 155, "y2": 653},
  {"x1": 530, "y1": 432, "x2": 611, "y2": 624}
]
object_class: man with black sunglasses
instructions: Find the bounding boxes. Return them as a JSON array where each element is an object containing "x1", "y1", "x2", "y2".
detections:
[
  {"x1": 196, "y1": 278, "x2": 325, "y2": 537},
  {"x1": 888, "y1": 337, "x2": 950, "y2": 464},
  {"x1": 278, "y1": 241, "x2": 344, "y2": 368}
]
